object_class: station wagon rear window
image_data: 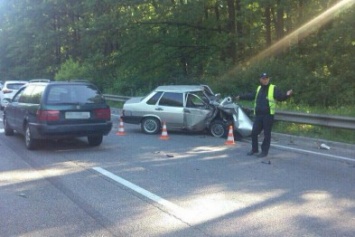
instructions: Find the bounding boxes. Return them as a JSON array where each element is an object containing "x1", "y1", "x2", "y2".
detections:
[{"x1": 45, "y1": 85, "x2": 104, "y2": 104}]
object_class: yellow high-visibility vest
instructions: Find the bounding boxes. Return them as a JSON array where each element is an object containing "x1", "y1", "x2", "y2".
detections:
[{"x1": 255, "y1": 84, "x2": 276, "y2": 114}]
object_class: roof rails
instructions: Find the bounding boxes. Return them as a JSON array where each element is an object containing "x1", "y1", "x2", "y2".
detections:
[{"x1": 29, "y1": 79, "x2": 51, "y2": 83}]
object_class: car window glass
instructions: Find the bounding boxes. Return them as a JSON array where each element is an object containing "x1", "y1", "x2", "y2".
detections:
[
  {"x1": 7, "y1": 83, "x2": 27, "y2": 90},
  {"x1": 192, "y1": 90, "x2": 209, "y2": 103},
  {"x1": 147, "y1": 92, "x2": 162, "y2": 105},
  {"x1": 46, "y1": 84, "x2": 104, "y2": 104},
  {"x1": 28, "y1": 85, "x2": 45, "y2": 104},
  {"x1": 159, "y1": 92, "x2": 183, "y2": 107},
  {"x1": 12, "y1": 87, "x2": 26, "y2": 102},
  {"x1": 18, "y1": 85, "x2": 36, "y2": 103},
  {"x1": 186, "y1": 93, "x2": 206, "y2": 108}
]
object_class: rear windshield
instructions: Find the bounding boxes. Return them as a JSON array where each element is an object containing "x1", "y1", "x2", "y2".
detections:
[
  {"x1": 45, "y1": 84, "x2": 105, "y2": 104},
  {"x1": 7, "y1": 83, "x2": 27, "y2": 90}
]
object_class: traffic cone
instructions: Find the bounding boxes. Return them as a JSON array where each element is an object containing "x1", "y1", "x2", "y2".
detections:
[
  {"x1": 225, "y1": 125, "x2": 235, "y2": 145},
  {"x1": 116, "y1": 118, "x2": 126, "y2": 136},
  {"x1": 160, "y1": 122, "x2": 169, "y2": 140}
]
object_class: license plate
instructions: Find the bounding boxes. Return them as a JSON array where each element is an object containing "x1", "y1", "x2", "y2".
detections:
[{"x1": 65, "y1": 111, "x2": 90, "y2": 119}]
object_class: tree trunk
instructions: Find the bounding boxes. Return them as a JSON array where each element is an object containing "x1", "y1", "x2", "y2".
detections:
[
  {"x1": 235, "y1": 0, "x2": 244, "y2": 61},
  {"x1": 264, "y1": 4, "x2": 272, "y2": 47},
  {"x1": 226, "y1": 0, "x2": 236, "y2": 63},
  {"x1": 275, "y1": 0, "x2": 284, "y2": 40}
]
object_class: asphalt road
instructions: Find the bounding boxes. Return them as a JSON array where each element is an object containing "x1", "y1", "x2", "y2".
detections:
[{"x1": 1, "y1": 111, "x2": 355, "y2": 237}]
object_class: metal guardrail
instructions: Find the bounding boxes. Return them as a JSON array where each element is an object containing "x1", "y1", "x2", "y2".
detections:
[
  {"x1": 103, "y1": 94, "x2": 355, "y2": 130},
  {"x1": 103, "y1": 94, "x2": 132, "y2": 102},
  {"x1": 275, "y1": 111, "x2": 355, "y2": 130}
]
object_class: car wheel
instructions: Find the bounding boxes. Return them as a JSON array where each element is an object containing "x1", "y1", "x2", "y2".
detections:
[
  {"x1": 3, "y1": 116, "x2": 14, "y2": 136},
  {"x1": 210, "y1": 120, "x2": 227, "y2": 138},
  {"x1": 141, "y1": 117, "x2": 161, "y2": 134},
  {"x1": 88, "y1": 135, "x2": 103, "y2": 146},
  {"x1": 25, "y1": 124, "x2": 37, "y2": 150}
]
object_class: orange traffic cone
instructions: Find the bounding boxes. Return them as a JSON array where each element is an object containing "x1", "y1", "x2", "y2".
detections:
[
  {"x1": 160, "y1": 122, "x2": 169, "y2": 140},
  {"x1": 116, "y1": 118, "x2": 126, "y2": 136},
  {"x1": 225, "y1": 125, "x2": 235, "y2": 145}
]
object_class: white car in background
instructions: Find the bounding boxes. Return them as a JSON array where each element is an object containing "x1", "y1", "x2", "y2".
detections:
[{"x1": 0, "y1": 80, "x2": 28, "y2": 110}]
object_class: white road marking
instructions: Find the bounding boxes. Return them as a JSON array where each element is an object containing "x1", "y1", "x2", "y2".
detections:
[
  {"x1": 92, "y1": 167, "x2": 246, "y2": 226},
  {"x1": 0, "y1": 128, "x2": 3, "y2": 133},
  {"x1": 92, "y1": 167, "x2": 182, "y2": 213},
  {"x1": 272, "y1": 144, "x2": 355, "y2": 162}
]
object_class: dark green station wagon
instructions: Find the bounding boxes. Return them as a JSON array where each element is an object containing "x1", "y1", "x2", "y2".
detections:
[{"x1": 3, "y1": 80, "x2": 112, "y2": 150}]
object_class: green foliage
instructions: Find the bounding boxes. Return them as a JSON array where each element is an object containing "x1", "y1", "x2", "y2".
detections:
[
  {"x1": 273, "y1": 122, "x2": 355, "y2": 144},
  {"x1": 0, "y1": 0, "x2": 354, "y2": 110},
  {"x1": 55, "y1": 58, "x2": 89, "y2": 81}
]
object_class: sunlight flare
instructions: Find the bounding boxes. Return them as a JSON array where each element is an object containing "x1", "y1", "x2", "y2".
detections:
[{"x1": 229, "y1": 0, "x2": 354, "y2": 76}]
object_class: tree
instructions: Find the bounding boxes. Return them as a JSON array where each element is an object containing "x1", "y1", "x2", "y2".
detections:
[{"x1": 1, "y1": 0, "x2": 354, "y2": 107}]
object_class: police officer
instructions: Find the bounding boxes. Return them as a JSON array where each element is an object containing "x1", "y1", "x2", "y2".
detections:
[{"x1": 236, "y1": 73, "x2": 293, "y2": 157}]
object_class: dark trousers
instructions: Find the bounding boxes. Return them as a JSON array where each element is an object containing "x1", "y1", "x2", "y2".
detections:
[{"x1": 251, "y1": 114, "x2": 274, "y2": 154}]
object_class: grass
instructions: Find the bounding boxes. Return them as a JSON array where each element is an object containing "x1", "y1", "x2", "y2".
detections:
[{"x1": 273, "y1": 122, "x2": 355, "y2": 144}]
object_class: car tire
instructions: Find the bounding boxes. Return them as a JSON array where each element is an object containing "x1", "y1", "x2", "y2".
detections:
[
  {"x1": 25, "y1": 124, "x2": 37, "y2": 150},
  {"x1": 88, "y1": 135, "x2": 103, "y2": 146},
  {"x1": 210, "y1": 120, "x2": 228, "y2": 138},
  {"x1": 141, "y1": 117, "x2": 161, "y2": 134},
  {"x1": 3, "y1": 116, "x2": 14, "y2": 136}
]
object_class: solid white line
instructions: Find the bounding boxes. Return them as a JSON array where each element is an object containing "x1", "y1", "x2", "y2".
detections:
[
  {"x1": 92, "y1": 167, "x2": 182, "y2": 212},
  {"x1": 272, "y1": 144, "x2": 355, "y2": 162},
  {"x1": 0, "y1": 128, "x2": 3, "y2": 133},
  {"x1": 92, "y1": 167, "x2": 247, "y2": 225}
]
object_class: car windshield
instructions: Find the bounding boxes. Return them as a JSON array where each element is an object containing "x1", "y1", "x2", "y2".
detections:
[{"x1": 45, "y1": 84, "x2": 105, "y2": 104}]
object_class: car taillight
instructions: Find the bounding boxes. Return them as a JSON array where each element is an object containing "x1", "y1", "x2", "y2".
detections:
[
  {"x1": 37, "y1": 110, "x2": 60, "y2": 121},
  {"x1": 94, "y1": 108, "x2": 111, "y2": 120},
  {"x1": 2, "y1": 89, "x2": 12, "y2": 94}
]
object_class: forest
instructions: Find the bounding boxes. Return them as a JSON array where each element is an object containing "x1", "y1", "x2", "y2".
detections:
[{"x1": 0, "y1": 0, "x2": 354, "y2": 109}]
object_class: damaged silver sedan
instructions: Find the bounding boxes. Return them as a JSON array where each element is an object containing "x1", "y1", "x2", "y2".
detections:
[{"x1": 121, "y1": 85, "x2": 252, "y2": 138}]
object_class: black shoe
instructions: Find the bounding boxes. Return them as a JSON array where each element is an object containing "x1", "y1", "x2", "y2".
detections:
[
  {"x1": 256, "y1": 152, "x2": 267, "y2": 158},
  {"x1": 247, "y1": 150, "x2": 258, "y2": 156}
]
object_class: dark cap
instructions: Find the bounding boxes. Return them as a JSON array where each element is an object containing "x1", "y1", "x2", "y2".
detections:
[{"x1": 260, "y1": 73, "x2": 269, "y2": 79}]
